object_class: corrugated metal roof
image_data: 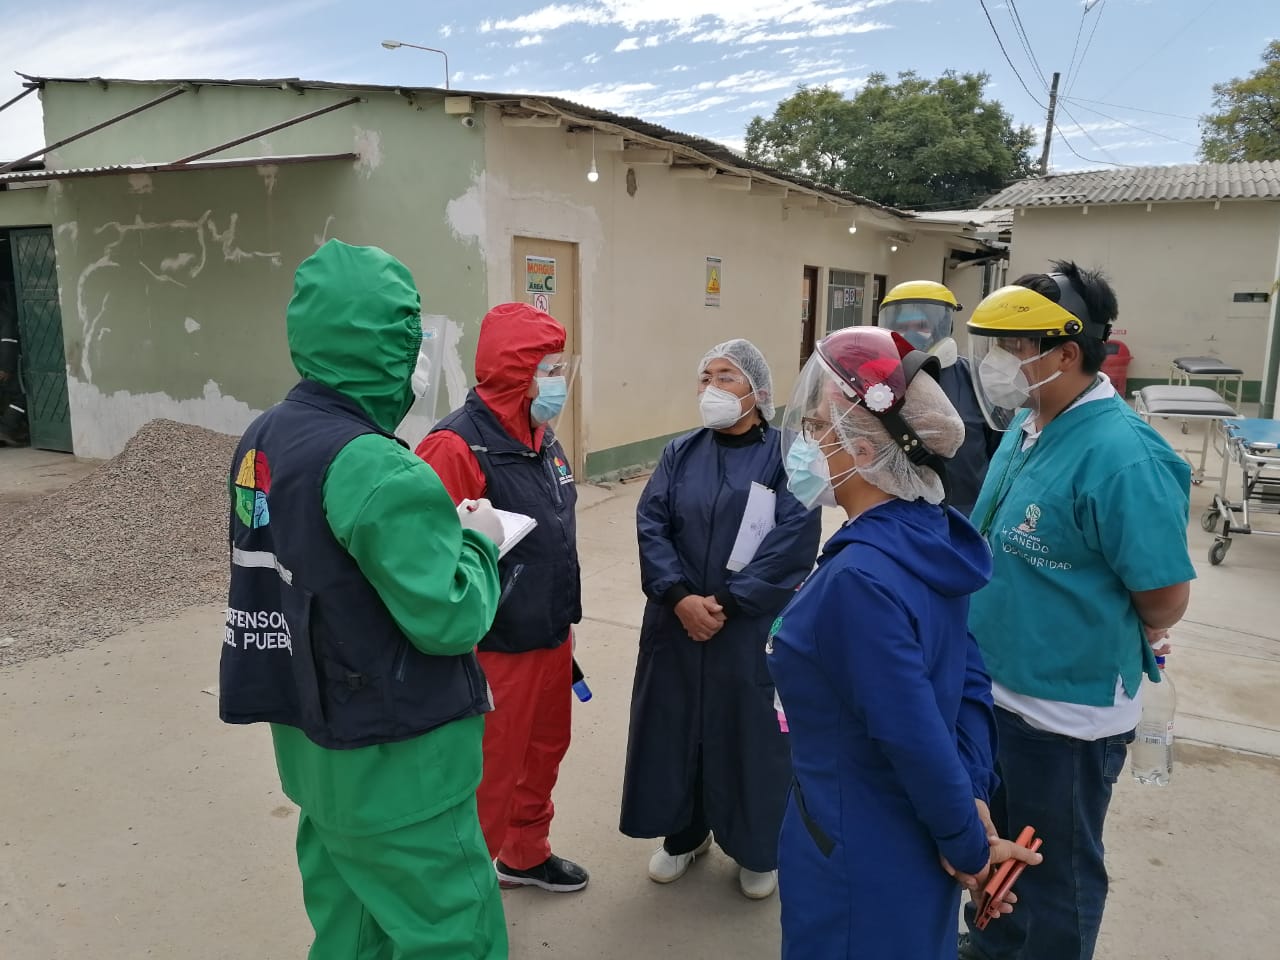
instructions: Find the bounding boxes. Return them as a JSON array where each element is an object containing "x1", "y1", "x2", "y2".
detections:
[
  {"x1": 0, "y1": 152, "x2": 358, "y2": 184},
  {"x1": 16, "y1": 73, "x2": 913, "y2": 219},
  {"x1": 981, "y1": 162, "x2": 1280, "y2": 208}
]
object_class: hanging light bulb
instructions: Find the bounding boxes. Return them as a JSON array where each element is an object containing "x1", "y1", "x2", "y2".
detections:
[
  {"x1": 848, "y1": 221, "x2": 857, "y2": 234},
  {"x1": 890, "y1": 243, "x2": 899, "y2": 253},
  {"x1": 586, "y1": 128, "x2": 600, "y2": 183}
]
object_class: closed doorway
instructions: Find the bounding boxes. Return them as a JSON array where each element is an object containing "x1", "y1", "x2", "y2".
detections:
[
  {"x1": 3, "y1": 227, "x2": 72, "y2": 452},
  {"x1": 512, "y1": 237, "x2": 582, "y2": 476},
  {"x1": 800, "y1": 265, "x2": 819, "y2": 367}
]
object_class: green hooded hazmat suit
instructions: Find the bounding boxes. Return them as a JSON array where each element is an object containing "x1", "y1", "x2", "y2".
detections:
[{"x1": 263, "y1": 240, "x2": 507, "y2": 959}]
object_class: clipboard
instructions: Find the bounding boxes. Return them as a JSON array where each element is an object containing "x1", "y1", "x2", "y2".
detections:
[
  {"x1": 494, "y1": 509, "x2": 537, "y2": 559},
  {"x1": 726, "y1": 482, "x2": 776, "y2": 572}
]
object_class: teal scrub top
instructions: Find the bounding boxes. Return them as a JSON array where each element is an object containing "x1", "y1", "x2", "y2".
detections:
[{"x1": 970, "y1": 395, "x2": 1195, "y2": 707}]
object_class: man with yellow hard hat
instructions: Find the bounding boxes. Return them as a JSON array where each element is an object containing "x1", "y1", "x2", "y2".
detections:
[
  {"x1": 878, "y1": 280, "x2": 997, "y2": 515},
  {"x1": 957, "y1": 261, "x2": 1193, "y2": 960}
]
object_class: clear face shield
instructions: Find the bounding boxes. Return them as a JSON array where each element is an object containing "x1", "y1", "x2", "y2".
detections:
[
  {"x1": 781, "y1": 329, "x2": 911, "y2": 510},
  {"x1": 968, "y1": 334, "x2": 1063, "y2": 431},
  {"x1": 530, "y1": 351, "x2": 582, "y2": 429},
  {"x1": 878, "y1": 301, "x2": 955, "y2": 354},
  {"x1": 408, "y1": 314, "x2": 447, "y2": 423}
]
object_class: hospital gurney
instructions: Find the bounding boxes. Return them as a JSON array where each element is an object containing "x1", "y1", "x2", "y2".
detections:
[
  {"x1": 1134, "y1": 385, "x2": 1240, "y2": 485},
  {"x1": 1170, "y1": 356, "x2": 1244, "y2": 409},
  {"x1": 1204, "y1": 418, "x2": 1280, "y2": 565}
]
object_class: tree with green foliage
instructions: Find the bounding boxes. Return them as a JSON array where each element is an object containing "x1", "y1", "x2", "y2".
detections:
[
  {"x1": 1199, "y1": 40, "x2": 1280, "y2": 163},
  {"x1": 744, "y1": 71, "x2": 1035, "y2": 210}
]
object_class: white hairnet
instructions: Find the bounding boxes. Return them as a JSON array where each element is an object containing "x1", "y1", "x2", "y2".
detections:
[
  {"x1": 832, "y1": 373, "x2": 964, "y2": 504},
  {"x1": 698, "y1": 338, "x2": 776, "y2": 420}
]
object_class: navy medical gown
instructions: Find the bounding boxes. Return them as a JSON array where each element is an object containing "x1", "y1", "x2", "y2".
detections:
[
  {"x1": 767, "y1": 499, "x2": 999, "y2": 959},
  {"x1": 620, "y1": 424, "x2": 821, "y2": 872}
]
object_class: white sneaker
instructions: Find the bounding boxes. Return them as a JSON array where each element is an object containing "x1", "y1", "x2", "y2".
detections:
[
  {"x1": 738, "y1": 868, "x2": 777, "y2": 900},
  {"x1": 647, "y1": 834, "x2": 713, "y2": 884}
]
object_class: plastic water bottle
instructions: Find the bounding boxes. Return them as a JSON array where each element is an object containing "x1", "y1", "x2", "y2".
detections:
[
  {"x1": 571, "y1": 658, "x2": 592, "y2": 702},
  {"x1": 1132, "y1": 656, "x2": 1176, "y2": 786}
]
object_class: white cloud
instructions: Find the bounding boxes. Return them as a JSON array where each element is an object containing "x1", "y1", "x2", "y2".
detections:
[
  {"x1": 531, "y1": 80, "x2": 660, "y2": 113},
  {"x1": 482, "y1": 1, "x2": 902, "y2": 46},
  {"x1": 0, "y1": 0, "x2": 334, "y2": 158},
  {"x1": 644, "y1": 36, "x2": 661, "y2": 47},
  {"x1": 517, "y1": 34, "x2": 545, "y2": 47},
  {"x1": 440, "y1": 24, "x2": 454, "y2": 38},
  {"x1": 583, "y1": 52, "x2": 602, "y2": 63},
  {"x1": 671, "y1": 64, "x2": 692, "y2": 72},
  {"x1": 473, "y1": 73, "x2": 495, "y2": 81},
  {"x1": 615, "y1": 37, "x2": 641, "y2": 51}
]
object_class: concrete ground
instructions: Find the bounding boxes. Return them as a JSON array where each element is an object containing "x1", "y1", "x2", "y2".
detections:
[
  {"x1": 3, "y1": 419, "x2": 1280, "y2": 959},
  {"x1": 0, "y1": 447, "x2": 98, "y2": 507}
]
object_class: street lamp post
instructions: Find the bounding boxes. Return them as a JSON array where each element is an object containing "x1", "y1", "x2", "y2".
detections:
[{"x1": 381, "y1": 40, "x2": 450, "y2": 90}]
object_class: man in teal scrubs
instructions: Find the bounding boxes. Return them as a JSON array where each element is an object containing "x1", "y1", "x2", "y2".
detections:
[{"x1": 958, "y1": 262, "x2": 1194, "y2": 960}]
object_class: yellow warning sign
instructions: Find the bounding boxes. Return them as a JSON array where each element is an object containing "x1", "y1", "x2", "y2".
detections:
[{"x1": 705, "y1": 256, "x2": 722, "y2": 307}]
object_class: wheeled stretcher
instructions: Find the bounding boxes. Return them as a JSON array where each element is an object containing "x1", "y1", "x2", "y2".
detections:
[
  {"x1": 1134, "y1": 385, "x2": 1240, "y2": 485},
  {"x1": 1204, "y1": 418, "x2": 1280, "y2": 565},
  {"x1": 1170, "y1": 356, "x2": 1244, "y2": 408}
]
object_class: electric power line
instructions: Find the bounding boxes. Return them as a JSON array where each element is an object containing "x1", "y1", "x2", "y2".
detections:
[
  {"x1": 1102, "y1": 0, "x2": 1223, "y2": 99},
  {"x1": 1055, "y1": 100, "x2": 1130, "y2": 167},
  {"x1": 1062, "y1": 5, "x2": 1089, "y2": 91},
  {"x1": 1065, "y1": 0, "x2": 1107, "y2": 97},
  {"x1": 1006, "y1": 0, "x2": 1048, "y2": 91},
  {"x1": 1062, "y1": 96, "x2": 1199, "y2": 123},
  {"x1": 1052, "y1": 121, "x2": 1129, "y2": 168},
  {"x1": 976, "y1": 0, "x2": 1048, "y2": 110},
  {"x1": 1064, "y1": 99, "x2": 1199, "y2": 148}
]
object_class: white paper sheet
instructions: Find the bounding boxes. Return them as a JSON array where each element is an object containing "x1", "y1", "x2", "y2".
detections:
[
  {"x1": 495, "y1": 509, "x2": 537, "y2": 559},
  {"x1": 726, "y1": 482, "x2": 776, "y2": 572}
]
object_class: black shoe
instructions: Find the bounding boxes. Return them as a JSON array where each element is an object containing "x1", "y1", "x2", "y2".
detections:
[{"x1": 495, "y1": 854, "x2": 589, "y2": 893}]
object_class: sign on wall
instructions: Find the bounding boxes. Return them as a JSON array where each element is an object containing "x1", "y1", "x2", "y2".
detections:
[
  {"x1": 705, "y1": 256, "x2": 722, "y2": 308},
  {"x1": 532, "y1": 292, "x2": 550, "y2": 312},
  {"x1": 526, "y1": 256, "x2": 557, "y2": 295}
]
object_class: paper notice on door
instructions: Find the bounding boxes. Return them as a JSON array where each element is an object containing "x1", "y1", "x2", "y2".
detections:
[
  {"x1": 495, "y1": 509, "x2": 538, "y2": 559},
  {"x1": 726, "y1": 482, "x2": 776, "y2": 572}
]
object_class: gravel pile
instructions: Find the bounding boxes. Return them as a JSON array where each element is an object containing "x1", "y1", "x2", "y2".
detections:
[{"x1": 0, "y1": 419, "x2": 237, "y2": 668}]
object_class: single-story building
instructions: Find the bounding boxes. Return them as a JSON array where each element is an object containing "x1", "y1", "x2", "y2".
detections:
[
  {"x1": 0, "y1": 74, "x2": 1001, "y2": 476},
  {"x1": 983, "y1": 162, "x2": 1280, "y2": 400}
]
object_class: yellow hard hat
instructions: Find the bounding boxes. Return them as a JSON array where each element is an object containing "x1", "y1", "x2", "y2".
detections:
[
  {"x1": 967, "y1": 277, "x2": 1101, "y2": 339},
  {"x1": 881, "y1": 280, "x2": 961, "y2": 311}
]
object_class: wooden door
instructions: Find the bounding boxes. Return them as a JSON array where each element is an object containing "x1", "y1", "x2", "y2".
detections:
[
  {"x1": 512, "y1": 237, "x2": 581, "y2": 475},
  {"x1": 801, "y1": 266, "x2": 819, "y2": 367}
]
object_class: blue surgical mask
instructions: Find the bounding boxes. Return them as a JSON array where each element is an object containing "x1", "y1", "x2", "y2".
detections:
[
  {"x1": 785, "y1": 437, "x2": 837, "y2": 510},
  {"x1": 531, "y1": 375, "x2": 567, "y2": 424},
  {"x1": 901, "y1": 329, "x2": 931, "y2": 351}
]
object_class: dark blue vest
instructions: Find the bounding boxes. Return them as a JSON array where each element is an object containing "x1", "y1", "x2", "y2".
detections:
[
  {"x1": 431, "y1": 391, "x2": 581, "y2": 654},
  {"x1": 221, "y1": 379, "x2": 490, "y2": 749},
  {"x1": 938, "y1": 358, "x2": 997, "y2": 517}
]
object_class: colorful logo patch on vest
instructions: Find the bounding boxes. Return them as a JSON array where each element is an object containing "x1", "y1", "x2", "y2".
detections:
[
  {"x1": 234, "y1": 449, "x2": 272, "y2": 529},
  {"x1": 553, "y1": 455, "x2": 574, "y2": 485}
]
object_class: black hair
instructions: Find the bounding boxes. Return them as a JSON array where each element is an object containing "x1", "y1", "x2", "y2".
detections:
[{"x1": 1012, "y1": 260, "x2": 1118, "y2": 375}]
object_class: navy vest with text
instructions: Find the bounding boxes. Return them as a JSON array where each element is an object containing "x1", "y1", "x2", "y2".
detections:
[
  {"x1": 431, "y1": 390, "x2": 581, "y2": 654},
  {"x1": 221, "y1": 379, "x2": 490, "y2": 749}
]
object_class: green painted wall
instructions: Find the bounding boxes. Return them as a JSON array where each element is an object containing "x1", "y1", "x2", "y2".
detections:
[
  {"x1": 34, "y1": 80, "x2": 488, "y2": 457},
  {"x1": 0, "y1": 187, "x2": 51, "y2": 228}
]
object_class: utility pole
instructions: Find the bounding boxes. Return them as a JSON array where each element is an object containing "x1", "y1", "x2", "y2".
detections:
[{"x1": 1038, "y1": 71, "x2": 1061, "y2": 177}]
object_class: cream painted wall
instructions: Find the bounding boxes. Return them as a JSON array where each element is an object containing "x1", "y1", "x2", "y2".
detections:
[
  {"x1": 1008, "y1": 202, "x2": 1280, "y2": 384},
  {"x1": 470, "y1": 109, "x2": 989, "y2": 472}
]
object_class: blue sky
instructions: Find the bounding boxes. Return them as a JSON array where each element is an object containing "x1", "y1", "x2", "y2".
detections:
[{"x1": 0, "y1": 0, "x2": 1274, "y2": 173}]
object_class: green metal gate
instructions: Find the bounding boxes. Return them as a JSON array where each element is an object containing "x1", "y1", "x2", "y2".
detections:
[{"x1": 8, "y1": 227, "x2": 72, "y2": 452}]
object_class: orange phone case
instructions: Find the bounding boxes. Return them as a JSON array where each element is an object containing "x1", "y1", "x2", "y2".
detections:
[{"x1": 974, "y1": 826, "x2": 1043, "y2": 930}]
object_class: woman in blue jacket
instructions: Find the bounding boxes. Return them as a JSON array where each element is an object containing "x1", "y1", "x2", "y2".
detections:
[
  {"x1": 767, "y1": 327, "x2": 1041, "y2": 958},
  {"x1": 620, "y1": 339, "x2": 822, "y2": 901}
]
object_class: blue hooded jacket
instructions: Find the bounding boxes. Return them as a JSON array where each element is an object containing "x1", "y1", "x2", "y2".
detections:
[{"x1": 768, "y1": 497, "x2": 998, "y2": 959}]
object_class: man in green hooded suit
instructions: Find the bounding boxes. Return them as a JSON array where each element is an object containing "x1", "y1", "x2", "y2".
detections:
[{"x1": 221, "y1": 239, "x2": 508, "y2": 959}]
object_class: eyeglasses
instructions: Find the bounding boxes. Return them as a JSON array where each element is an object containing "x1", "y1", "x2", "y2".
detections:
[
  {"x1": 538, "y1": 361, "x2": 570, "y2": 377},
  {"x1": 699, "y1": 373, "x2": 747, "y2": 388},
  {"x1": 801, "y1": 417, "x2": 833, "y2": 442}
]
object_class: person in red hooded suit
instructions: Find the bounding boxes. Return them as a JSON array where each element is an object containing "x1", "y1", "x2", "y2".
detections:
[{"x1": 415, "y1": 302, "x2": 588, "y2": 893}]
